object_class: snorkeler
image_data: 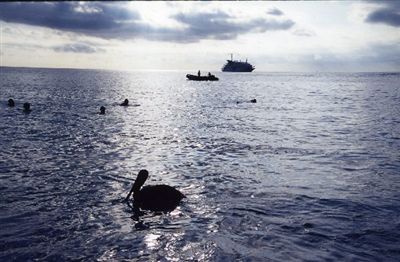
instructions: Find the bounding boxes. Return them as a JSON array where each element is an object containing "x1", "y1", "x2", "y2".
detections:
[
  {"x1": 100, "y1": 106, "x2": 106, "y2": 115},
  {"x1": 120, "y1": 99, "x2": 129, "y2": 106},
  {"x1": 23, "y1": 102, "x2": 31, "y2": 113},
  {"x1": 8, "y1": 99, "x2": 15, "y2": 107}
]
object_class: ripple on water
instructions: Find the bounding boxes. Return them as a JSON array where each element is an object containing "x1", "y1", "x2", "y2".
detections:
[{"x1": 1, "y1": 70, "x2": 400, "y2": 261}]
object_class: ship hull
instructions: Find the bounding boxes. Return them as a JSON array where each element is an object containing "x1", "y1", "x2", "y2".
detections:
[{"x1": 222, "y1": 67, "x2": 254, "y2": 72}]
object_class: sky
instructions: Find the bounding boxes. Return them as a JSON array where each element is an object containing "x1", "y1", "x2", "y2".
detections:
[{"x1": 0, "y1": 1, "x2": 399, "y2": 72}]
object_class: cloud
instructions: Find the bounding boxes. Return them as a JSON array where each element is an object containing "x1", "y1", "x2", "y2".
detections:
[
  {"x1": 2, "y1": 41, "x2": 104, "y2": 54},
  {"x1": 0, "y1": 2, "x2": 295, "y2": 43},
  {"x1": 355, "y1": 42, "x2": 400, "y2": 65},
  {"x1": 52, "y1": 43, "x2": 105, "y2": 53},
  {"x1": 2, "y1": 42, "x2": 47, "y2": 51},
  {"x1": 302, "y1": 42, "x2": 400, "y2": 70},
  {"x1": 0, "y1": 2, "x2": 140, "y2": 33},
  {"x1": 253, "y1": 40, "x2": 400, "y2": 72},
  {"x1": 172, "y1": 10, "x2": 295, "y2": 42},
  {"x1": 365, "y1": 1, "x2": 400, "y2": 27},
  {"x1": 1, "y1": 27, "x2": 12, "y2": 34},
  {"x1": 293, "y1": 28, "x2": 316, "y2": 37},
  {"x1": 267, "y1": 8, "x2": 284, "y2": 16},
  {"x1": 0, "y1": 2, "x2": 180, "y2": 41}
]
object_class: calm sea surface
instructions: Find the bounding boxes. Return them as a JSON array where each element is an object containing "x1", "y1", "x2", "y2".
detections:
[{"x1": 1, "y1": 67, "x2": 400, "y2": 261}]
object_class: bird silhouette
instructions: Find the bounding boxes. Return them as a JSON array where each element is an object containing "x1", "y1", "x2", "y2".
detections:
[{"x1": 125, "y1": 170, "x2": 185, "y2": 212}]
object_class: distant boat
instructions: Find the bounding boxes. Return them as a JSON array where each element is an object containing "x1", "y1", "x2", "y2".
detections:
[
  {"x1": 186, "y1": 74, "x2": 219, "y2": 81},
  {"x1": 222, "y1": 54, "x2": 255, "y2": 72}
]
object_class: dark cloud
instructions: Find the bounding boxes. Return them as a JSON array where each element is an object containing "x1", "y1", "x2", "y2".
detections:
[
  {"x1": 0, "y1": 2, "x2": 140, "y2": 33},
  {"x1": 52, "y1": 43, "x2": 105, "y2": 53},
  {"x1": 173, "y1": 11, "x2": 295, "y2": 42},
  {"x1": 365, "y1": 1, "x2": 400, "y2": 27},
  {"x1": 0, "y1": 2, "x2": 180, "y2": 41},
  {"x1": 267, "y1": 8, "x2": 284, "y2": 16},
  {"x1": 0, "y1": 2, "x2": 295, "y2": 43}
]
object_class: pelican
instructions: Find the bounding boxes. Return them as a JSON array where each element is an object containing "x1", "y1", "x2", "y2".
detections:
[{"x1": 125, "y1": 170, "x2": 185, "y2": 212}]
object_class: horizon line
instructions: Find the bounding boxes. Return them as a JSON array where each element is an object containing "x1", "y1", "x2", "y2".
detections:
[{"x1": 1, "y1": 65, "x2": 399, "y2": 74}]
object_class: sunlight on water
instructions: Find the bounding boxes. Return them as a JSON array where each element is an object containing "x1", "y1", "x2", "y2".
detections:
[{"x1": 1, "y1": 68, "x2": 400, "y2": 260}]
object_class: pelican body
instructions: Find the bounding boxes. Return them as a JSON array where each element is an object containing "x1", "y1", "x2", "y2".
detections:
[{"x1": 125, "y1": 170, "x2": 185, "y2": 212}]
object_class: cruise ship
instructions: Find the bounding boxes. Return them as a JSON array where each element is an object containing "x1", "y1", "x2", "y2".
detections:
[{"x1": 221, "y1": 54, "x2": 255, "y2": 72}]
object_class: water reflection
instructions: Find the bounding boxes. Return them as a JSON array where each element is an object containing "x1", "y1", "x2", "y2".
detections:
[
  {"x1": 78, "y1": 71, "x2": 222, "y2": 261},
  {"x1": 1, "y1": 69, "x2": 399, "y2": 260}
]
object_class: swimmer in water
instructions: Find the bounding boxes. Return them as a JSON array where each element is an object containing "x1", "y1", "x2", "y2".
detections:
[
  {"x1": 8, "y1": 99, "x2": 15, "y2": 107},
  {"x1": 23, "y1": 102, "x2": 31, "y2": 113},
  {"x1": 120, "y1": 99, "x2": 129, "y2": 106}
]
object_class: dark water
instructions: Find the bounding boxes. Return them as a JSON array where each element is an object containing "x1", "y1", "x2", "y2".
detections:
[{"x1": 1, "y1": 67, "x2": 400, "y2": 261}]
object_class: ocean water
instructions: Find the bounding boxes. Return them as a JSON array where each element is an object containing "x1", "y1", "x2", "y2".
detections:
[{"x1": 1, "y1": 67, "x2": 400, "y2": 261}]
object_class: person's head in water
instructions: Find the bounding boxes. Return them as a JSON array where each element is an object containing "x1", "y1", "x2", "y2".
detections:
[
  {"x1": 23, "y1": 103, "x2": 31, "y2": 112},
  {"x1": 8, "y1": 99, "x2": 15, "y2": 107},
  {"x1": 120, "y1": 99, "x2": 129, "y2": 106},
  {"x1": 100, "y1": 106, "x2": 106, "y2": 114}
]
